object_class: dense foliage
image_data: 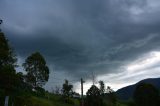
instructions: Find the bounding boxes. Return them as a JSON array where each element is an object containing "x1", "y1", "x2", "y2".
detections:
[
  {"x1": 0, "y1": 32, "x2": 17, "y2": 67},
  {"x1": 133, "y1": 83, "x2": 159, "y2": 106},
  {"x1": 86, "y1": 85, "x2": 103, "y2": 106},
  {"x1": 23, "y1": 52, "x2": 49, "y2": 88}
]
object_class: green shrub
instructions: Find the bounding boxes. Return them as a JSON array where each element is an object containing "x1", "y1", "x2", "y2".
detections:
[
  {"x1": 35, "y1": 87, "x2": 45, "y2": 97},
  {"x1": 0, "y1": 89, "x2": 5, "y2": 106}
]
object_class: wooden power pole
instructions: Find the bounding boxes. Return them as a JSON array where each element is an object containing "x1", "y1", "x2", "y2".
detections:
[
  {"x1": 92, "y1": 72, "x2": 96, "y2": 85},
  {"x1": 81, "y1": 78, "x2": 85, "y2": 106}
]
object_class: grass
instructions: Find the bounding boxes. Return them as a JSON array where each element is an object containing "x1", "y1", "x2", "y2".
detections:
[
  {"x1": 13, "y1": 92, "x2": 131, "y2": 106},
  {"x1": 32, "y1": 94, "x2": 79, "y2": 106},
  {"x1": 45, "y1": 93, "x2": 80, "y2": 106},
  {"x1": 13, "y1": 93, "x2": 80, "y2": 106}
]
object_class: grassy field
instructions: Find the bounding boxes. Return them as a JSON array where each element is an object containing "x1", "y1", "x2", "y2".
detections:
[
  {"x1": 13, "y1": 93, "x2": 80, "y2": 106},
  {"x1": 23, "y1": 96, "x2": 128, "y2": 106},
  {"x1": 22, "y1": 94, "x2": 130, "y2": 106},
  {"x1": 12, "y1": 92, "x2": 131, "y2": 106},
  {"x1": 44, "y1": 93, "x2": 80, "y2": 106},
  {"x1": 29, "y1": 96, "x2": 74, "y2": 106}
]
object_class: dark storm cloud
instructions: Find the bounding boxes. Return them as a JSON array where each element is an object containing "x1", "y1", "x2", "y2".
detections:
[{"x1": 1, "y1": 0, "x2": 160, "y2": 81}]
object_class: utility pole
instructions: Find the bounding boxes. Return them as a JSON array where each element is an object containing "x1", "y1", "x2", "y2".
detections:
[
  {"x1": 81, "y1": 78, "x2": 85, "y2": 106},
  {"x1": 92, "y1": 72, "x2": 96, "y2": 85}
]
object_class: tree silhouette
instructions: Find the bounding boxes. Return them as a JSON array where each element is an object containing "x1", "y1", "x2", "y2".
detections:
[
  {"x1": 61, "y1": 80, "x2": 73, "y2": 104},
  {"x1": 106, "y1": 86, "x2": 117, "y2": 106},
  {"x1": 133, "y1": 83, "x2": 159, "y2": 106},
  {"x1": 0, "y1": 28, "x2": 24, "y2": 106},
  {"x1": 0, "y1": 32, "x2": 17, "y2": 67},
  {"x1": 0, "y1": 19, "x2": 3, "y2": 32},
  {"x1": 0, "y1": 32, "x2": 18, "y2": 95},
  {"x1": 62, "y1": 80, "x2": 73, "y2": 98},
  {"x1": 99, "y1": 80, "x2": 105, "y2": 96},
  {"x1": 23, "y1": 52, "x2": 49, "y2": 88},
  {"x1": 86, "y1": 85, "x2": 103, "y2": 106},
  {"x1": 0, "y1": 19, "x2": 2, "y2": 24}
]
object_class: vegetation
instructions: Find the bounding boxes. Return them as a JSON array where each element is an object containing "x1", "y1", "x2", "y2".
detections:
[
  {"x1": 133, "y1": 83, "x2": 159, "y2": 106},
  {"x1": 0, "y1": 32, "x2": 17, "y2": 67},
  {"x1": 61, "y1": 80, "x2": 74, "y2": 104},
  {"x1": 105, "y1": 86, "x2": 117, "y2": 106},
  {"x1": 86, "y1": 85, "x2": 103, "y2": 106},
  {"x1": 23, "y1": 52, "x2": 49, "y2": 88},
  {"x1": 99, "y1": 80, "x2": 105, "y2": 96}
]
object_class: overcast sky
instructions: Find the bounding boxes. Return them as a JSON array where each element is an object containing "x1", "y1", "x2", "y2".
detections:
[{"x1": 1, "y1": 0, "x2": 160, "y2": 93}]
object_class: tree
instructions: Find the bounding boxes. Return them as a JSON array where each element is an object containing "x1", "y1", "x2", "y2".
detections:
[
  {"x1": 0, "y1": 65, "x2": 17, "y2": 94},
  {"x1": 106, "y1": 86, "x2": 114, "y2": 93},
  {"x1": 0, "y1": 32, "x2": 17, "y2": 95},
  {"x1": 0, "y1": 27, "x2": 29, "y2": 105},
  {"x1": 106, "y1": 86, "x2": 117, "y2": 106},
  {"x1": 62, "y1": 80, "x2": 73, "y2": 98},
  {"x1": 0, "y1": 32, "x2": 17, "y2": 68},
  {"x1": 99, "y1": 80, "x2": 105, "y2": 96},
  {"x1": 133, "y1": 83, "x2": 159, "y2": 106},
  {"x1": 86, "y1": 85, "x2": 103, "y2": 106},
  {"x1": 61, "y1": 80, "x2": 73, "y2": 104},
  {"x1": 0, "y1": 19, "x2": 3, "y2": 32},
  {"x1": 23, "y1": 52, "x2": 49, "y2": 88}
]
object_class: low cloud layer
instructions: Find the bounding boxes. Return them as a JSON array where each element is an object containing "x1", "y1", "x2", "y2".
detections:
[{"x1": 1, "y1": 0, "x2": 160, "y2": 92}]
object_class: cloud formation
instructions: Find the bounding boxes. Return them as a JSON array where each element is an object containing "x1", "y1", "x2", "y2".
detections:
[{"x1": 1, "y1": 0, "x2": 160, "y2": 92}]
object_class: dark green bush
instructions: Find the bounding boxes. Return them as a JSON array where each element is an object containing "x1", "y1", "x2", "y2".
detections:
[{"x1": 0, "y1": 89, "x2": 5, "y2": 106}]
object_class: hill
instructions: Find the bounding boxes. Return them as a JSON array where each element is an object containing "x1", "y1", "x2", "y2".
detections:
[{"x1": 116, "y1": 77, "x2": 160, "y2": 100}]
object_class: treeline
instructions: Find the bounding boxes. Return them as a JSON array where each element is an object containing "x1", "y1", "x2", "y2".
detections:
[{"x1": 84, "y1": 81, "x2": 116, "y2": 106}]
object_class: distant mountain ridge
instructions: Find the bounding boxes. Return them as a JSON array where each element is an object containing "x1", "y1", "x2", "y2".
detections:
[{"x1": 116, "y1": 77, "x2": 160, "y2": 100}]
